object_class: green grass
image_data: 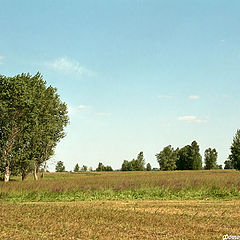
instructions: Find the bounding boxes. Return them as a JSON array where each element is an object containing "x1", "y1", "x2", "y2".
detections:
[{"x1": 0, "y1": 170, "x2": 239, "y2": 202}]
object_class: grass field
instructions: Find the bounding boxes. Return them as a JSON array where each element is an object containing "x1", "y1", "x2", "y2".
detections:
[
  {"x1": 0, "y1": 170, "x2": 240, "y2": 201},
  {"x1": 0, "y1": 170, "x2": 240, "y2": 239}
]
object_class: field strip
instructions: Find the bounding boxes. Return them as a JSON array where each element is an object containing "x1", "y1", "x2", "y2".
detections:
[{"x1": 1, "y1": 200, "x2": 240, "y2": 239}]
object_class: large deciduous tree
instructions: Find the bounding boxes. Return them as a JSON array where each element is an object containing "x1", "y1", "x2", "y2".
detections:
[
  {"x1": 0, "y1": 73, "x2": 69, "y2": 181},
  {"x1": 176, "y1": 141, "x2": 202, "y2": 170},
  {"x1": 156, "y1": 145, "x2": 177, "y2": 171}
]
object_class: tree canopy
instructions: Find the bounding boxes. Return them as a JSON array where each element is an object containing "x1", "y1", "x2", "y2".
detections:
[
  {"x1": 0, "y1": 73, "x2": 69, "y2": 181},
  {"x1": 96, "y1": 162, "x2": 113, "y2": 171},
  {"x1": 176, "y1": 141, "x2": 202, "y2": 170},
  {"x1": 55, "y1": 161, "x2": 66, "y2": 172},
  {"x1": 204, "y1": 148, "x2": 218, "y2": 170},
  {"x1": 156, "y1": 145, "x2": 177, "y2": 171},
  {"x1": 121, "y1": 152, "x2": 145, "y2": 171},
  {"x1": 228, "y1": 129, "x2": 240, "y2": 170}
]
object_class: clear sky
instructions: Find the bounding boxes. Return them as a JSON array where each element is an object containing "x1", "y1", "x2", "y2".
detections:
[{"x1": 1, "y1": 0, "x2": 240, "y2": 171}]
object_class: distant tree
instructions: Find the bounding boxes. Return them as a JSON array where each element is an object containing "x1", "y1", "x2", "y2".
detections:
[
  {"x1": 55, "y1": 161, "x2": 65, "y2": 172},
  {"x1": 228, "y1": 129, "x2": 240, "y2": 170},
  {"x1": 176, "y1": 141, "x2": 202, "y2": 170},
  {"x1": 89, "y1": 167, "x2": 93, "y2": 171},
  {"x1": 104, "y1": 166, "x2": 113, "y2": 171},
  {"x1": 81, "y1": 165, "x2": 88, "y2": 171},
  {"x1": 176, "y1": 145, "x2": 189, "y2": 170},
  {"x1": 96, "y1": 162, "x2": 104, "y2": 171},
  {"x1": 217, "y1": 165, "x2": 223, "y2": 169},
  {"x1": 135, "y1": 152, "x2": 145, "y2": 171},
  {"x1": 156, "y1": 145, "x2": 177, "y2": 171},
  {"x1": 96, "y1": 162, "x2": 113, "y2": 171},
  {"x1": 121, "y1": 160, "x2": 129, "y2": 171},
  {"x1": 146, "y1": 163, "x2": 152, "y2": 171},
  {"x1": 74, "y1": 164, "x2": 80, "y2": 172},
  {"x1": 121, "y1": 152, "x2": 145, "y2": 171},
  {"x1": 204, "y1": 148, "x2": 218, "y2": 170},
  {"x1": 224, "y1": 160, "x2": 234, "y2": 169},
  {"x1": 190, "y1": 141, "x2": 202, "y2": 170}
]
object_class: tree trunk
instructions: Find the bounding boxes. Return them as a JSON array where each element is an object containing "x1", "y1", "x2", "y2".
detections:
[
  {"x1": 4, "y1": 165, "x2": 10, "y2": 182},
  {"x1": 41, "y1": 160, "x2": 47, "y2": 179},
  {"x1": 22, "y1": 172, "x2": 27, "y2": 181},
  {"x1": 33, "y1": 166, "x2": 38, "y2": 181}
]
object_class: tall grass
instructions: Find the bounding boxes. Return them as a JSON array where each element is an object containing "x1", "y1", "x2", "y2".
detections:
[{"x1": 0, "y1": 170, "x2": 239, "y2": 202}]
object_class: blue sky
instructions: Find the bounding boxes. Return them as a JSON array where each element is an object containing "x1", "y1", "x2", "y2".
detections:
[{"x1": 1, "y1": 0, "x2": 240, "y2": 170}]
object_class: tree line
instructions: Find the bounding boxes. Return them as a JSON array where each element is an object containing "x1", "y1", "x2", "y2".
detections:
[
  {"x1": 0, "y1": 73, "x2": 69, "y2": 181},
  {"x1": 61, "y1": 130, "x2": 240, "y2": 172}
]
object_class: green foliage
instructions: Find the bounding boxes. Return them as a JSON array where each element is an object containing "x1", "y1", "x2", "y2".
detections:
[
  {"x1": 146, "y1": 163, "x2": 152, "y2": 171},
  {"x1": 156, "y1": 145, "x2": 177, "y2": 171},
  {"x1": 55, "y1": 161, "x2": 65, "y2": 172},
  {"x1": 96, "y1": 162, "x2": 113, "y2": 171},
  {"x1": 136, "y1": 152, "x2": 145, "y2": 171},
  {"x1": 121, "y1": 152, "x2": 145, "y2": 171},
  {"x1": 204, "y1": 148, "x2": 218, "y2": 170},
  {"x1": 96, "y1": 162, "x2": 104, "y2": 171},
  {"x1": 0, "y1": 73, "x2": 69, "y2": 181},
  {"x1": 224, "y1": 160, "x2": 234, "y2": 169},
  {"x1": 217, "y1": 165, "x2": 223, "y2": 169},
  {"x1": 229, "y1": 129, "x2": 240, "y2": 170},
  {"x1": 176, "y1": 141, "x2": 202, "y2": 170},
  {"x1": 74, "y1": 164, "x2": 80, "y2": 172},
  {"x1": 121, "y1": 160, "x2": 129, "y2": 171}
]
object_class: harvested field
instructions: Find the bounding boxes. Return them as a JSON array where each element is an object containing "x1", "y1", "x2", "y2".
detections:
[{"x1": 0, "y1": 200, "x2": 239, "y2": 239}]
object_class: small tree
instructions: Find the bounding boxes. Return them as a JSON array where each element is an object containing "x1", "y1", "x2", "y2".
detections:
[
  {"x1": 55, "y1": 161, "x2": 65, "y2": 172},
  {"x1": 224, "y1": 160, "x2": 234, "y2": 169},
  {"x1": 146, "y1": 163, "x2": 152, "y2": 171},
  {"x1": 81, "y1": 165, "x2": 88, "y2": 171},
  {"x1": 204, "y1": 148, "x2": 218, "y2": 170},
  {"x1": 74, "y1": 164, "x2": 80, "y2": 172},
  {"x1": 135, "y1": 151, "x2": 145, "y2": 171},
  {"x1": 229, "y1": 129, "x2": 240, "y2": 170}
]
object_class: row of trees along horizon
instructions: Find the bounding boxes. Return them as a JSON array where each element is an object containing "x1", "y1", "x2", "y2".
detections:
[
  {"x1": 0, "y1": 73, "x2": 239, "y2": 182},
  {"x1": 61, "y1": 135, "x2": 240, "y2": 172}
]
